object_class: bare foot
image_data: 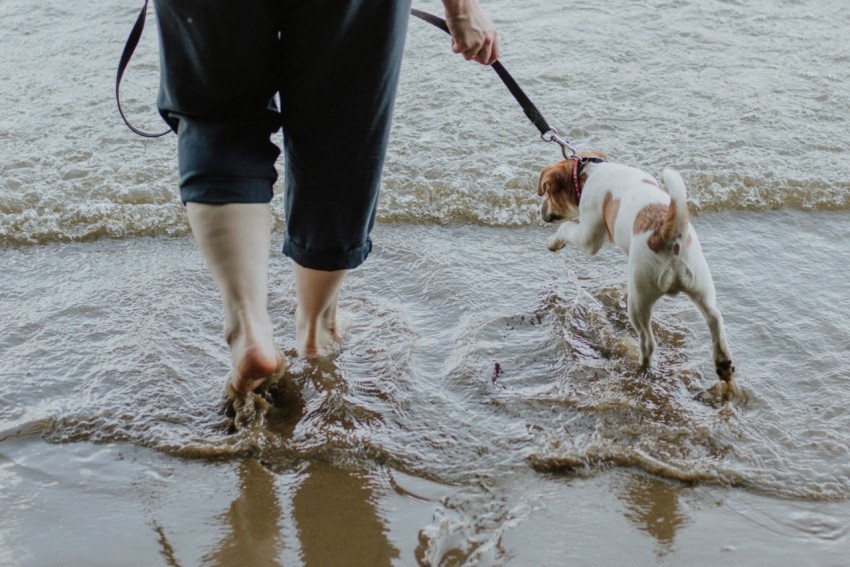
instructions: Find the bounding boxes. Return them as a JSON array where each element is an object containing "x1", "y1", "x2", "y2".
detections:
[
  {"x1": 291, "y1": 265, "x2": 347, "y2": 358},
  {"x1": 226, "y1": 321, "x2": 285, "y2": 397},
  {"x1": 295, "y1": 304, "x2": 340, "y2": 358}
]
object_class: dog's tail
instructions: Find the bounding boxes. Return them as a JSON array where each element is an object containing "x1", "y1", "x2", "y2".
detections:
[
  {"x1": 647, "y1": 168, "x2": 690, "y2": 253},
  {"x1": 653, "y1": 168, "x2": 695, "y2": 292},
  {"x1": 661, "y1": 167, "x2": 689, "y2": 226}
]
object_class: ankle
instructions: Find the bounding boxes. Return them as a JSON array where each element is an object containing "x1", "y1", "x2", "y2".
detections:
[
  {"x1": 225, "y1": 306, "x2": 274, "y2": 355},
  {"x1": 295, "y1": 306, "x2": 338, "y2": 356}
]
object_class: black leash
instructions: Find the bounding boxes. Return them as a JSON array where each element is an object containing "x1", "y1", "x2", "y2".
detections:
[
  {"x1": 116, "y1": 5, "x2": 578, "y2": 156},
  {"x1": 115, "y1": 0, "x2": 170, "y2": 138},
  {"x1": 409, "y1": 9, "x2": 578, "y2": 159}
]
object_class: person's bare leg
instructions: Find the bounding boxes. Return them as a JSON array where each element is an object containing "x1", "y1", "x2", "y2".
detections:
[
  {"x1": 186, "y1": 202, "x2": 283, "y2": 397},
  {"x1": 293, "y1": 265, "x2": 347, "y2": 357}
]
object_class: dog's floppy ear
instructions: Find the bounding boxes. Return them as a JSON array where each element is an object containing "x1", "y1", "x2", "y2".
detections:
[{"x1": 537, "y1": 161, "x2": 572, "y2": 197}]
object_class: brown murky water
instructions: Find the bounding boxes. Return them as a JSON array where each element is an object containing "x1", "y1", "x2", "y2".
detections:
[{"x1": 2, "y1": 0, "x2": 850, "y2": 564}]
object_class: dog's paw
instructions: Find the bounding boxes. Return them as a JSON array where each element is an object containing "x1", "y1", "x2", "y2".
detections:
[
  {"x1": 547, "y1": 235, "x2": 566, "y2": 252},
  {"x1": 715, "y1": 359, "x2": 735, "y2": 382}
]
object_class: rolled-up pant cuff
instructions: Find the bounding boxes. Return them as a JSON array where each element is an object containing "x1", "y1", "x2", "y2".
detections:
[
  {"x1": 180, "y1": 178, "x2": 274, "y2": 205},
  {"x1": 283, "y1": 235, "x2": 372, "y2": 271}
]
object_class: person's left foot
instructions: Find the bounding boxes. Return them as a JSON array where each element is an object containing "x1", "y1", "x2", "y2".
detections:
[{"x1": 226, "y1": 315, "x2": 285, "y2": 397}]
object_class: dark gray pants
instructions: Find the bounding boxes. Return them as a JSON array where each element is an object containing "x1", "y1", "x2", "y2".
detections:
[{"x1": 154, "y1": 0, "x2": 412, "y2": 270}]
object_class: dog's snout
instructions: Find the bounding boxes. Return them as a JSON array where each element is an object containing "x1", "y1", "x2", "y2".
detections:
[{"x1": 539, "y1": 198, "x2": 563, "y2": 224}]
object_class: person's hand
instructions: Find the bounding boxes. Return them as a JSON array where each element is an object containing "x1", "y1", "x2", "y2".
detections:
[{"x1": 442, "y1": 0, "x2": 500, "y2": 65}]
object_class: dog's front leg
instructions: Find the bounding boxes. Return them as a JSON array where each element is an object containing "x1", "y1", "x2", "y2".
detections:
[
  {"x1": 547, "y1": 222, "x2": 574, "y2": 251},
  {"x1": 547, "y1": 221, "x2": 605, "y2": 254}
]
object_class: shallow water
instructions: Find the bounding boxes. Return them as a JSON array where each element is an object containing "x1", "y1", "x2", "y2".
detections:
[
  {"x1": 3, "y1": 216, "x2": 850, "y2": 563},
  {"x1": 2, "y1": 0, "x2": 849, "y2": 244},
  {"x1": 2, "y1": 0, "x2": 850, "y2": 564}
]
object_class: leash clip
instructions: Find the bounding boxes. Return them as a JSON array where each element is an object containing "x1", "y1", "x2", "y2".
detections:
[{"x1": 541, "y1": 129, "x2": 577, "y2": 159}]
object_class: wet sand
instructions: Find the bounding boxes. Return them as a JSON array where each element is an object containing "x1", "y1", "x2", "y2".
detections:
[{"x1": 2, "y1": 437, "x2": 848, "y2": 565}]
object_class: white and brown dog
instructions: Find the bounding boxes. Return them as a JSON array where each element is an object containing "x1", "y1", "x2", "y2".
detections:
[{"x1": 538, "y1": 153, "x2": 735, "y2": 386}]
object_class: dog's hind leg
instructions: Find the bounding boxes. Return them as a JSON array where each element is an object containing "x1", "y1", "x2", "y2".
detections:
[
  {"x1": 688, "y1": 288, "x2": 735, "y2": 382},
  {"x1": 627, "y1": 288, "x2": 659, "y2": 368},
  {"x1": 627, "y1": 247, "x2": 664, "y2": 368},
  {"x1": 683, "y1": 256, "x2": 735, "y2": 383}
]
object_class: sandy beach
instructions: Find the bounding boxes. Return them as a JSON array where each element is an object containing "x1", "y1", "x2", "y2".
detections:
[{"x1": 4, "y1": 434, "x2": 848, "y2": 566}]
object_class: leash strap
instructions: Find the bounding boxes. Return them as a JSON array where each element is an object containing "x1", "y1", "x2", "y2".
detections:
[
  {"x1": 410, "y1": 9, "x2": 555, "y2": 140},
  {"x1": 115, "y1": 0, "x2": 170, "y2": 138}
]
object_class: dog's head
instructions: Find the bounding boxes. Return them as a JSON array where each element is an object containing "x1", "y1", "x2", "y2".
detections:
[
  {"x1": 537, "y1": 152, "x2": 607, "y2": 223},
  {"x1": 538, "y1": 159, "x2": 576, "y2": 223}
]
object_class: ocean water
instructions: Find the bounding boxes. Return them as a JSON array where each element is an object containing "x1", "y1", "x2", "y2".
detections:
[{"x1": 2, "y1": 0, "x2": 850, "y2": 564}]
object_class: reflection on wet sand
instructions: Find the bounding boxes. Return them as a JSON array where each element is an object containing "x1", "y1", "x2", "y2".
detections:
[
  {"x1": 618, "y1": 473, "x2": 689, "y2": 556},
  {"x1": 204, "y1": 459, "x2": 284, "y2": 566},
  {"x1": 191, "y1": 459, "x2": 398, "y2": 567},
  {"x1": 295, "y1": 462, "x2": 399, "y2": 567},
  {"x1": 153, "y1": 523, "x2": 182, "y2": 567},
  {"x1": 202, "y1": 370, "x2": 398, "y2": 566}
]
